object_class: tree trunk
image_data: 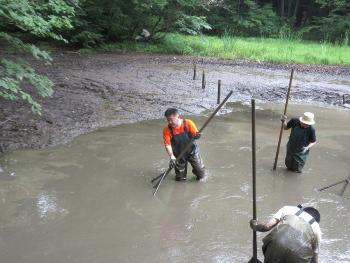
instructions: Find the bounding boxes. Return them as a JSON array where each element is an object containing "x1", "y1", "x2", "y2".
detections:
[
  {"x1": 238, "y1": 0, "x2": 242, "y2": 15},
  {"x1": 293, "y1": 0, "x2": 300, "y2": 18},
  {"x1": 287, "y1": 0, "x2": 293, "y2": 18},
  {"x1": 281, "y1": 0, "x2": 285, "y2": 17}
]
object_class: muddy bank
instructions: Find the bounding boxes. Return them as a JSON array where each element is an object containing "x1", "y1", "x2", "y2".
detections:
[{"x1": 0, "y1": 52, "x2": 349, "y2": 153}]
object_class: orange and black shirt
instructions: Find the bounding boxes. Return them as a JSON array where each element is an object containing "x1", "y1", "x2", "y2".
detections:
[{"x1": 163, "y1": 119, "x2": 198, "y2": 146}]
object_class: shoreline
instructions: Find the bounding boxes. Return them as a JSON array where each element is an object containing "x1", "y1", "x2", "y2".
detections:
[{"x1": 0, "y1": 52, "x2": 349, "y2": 154}]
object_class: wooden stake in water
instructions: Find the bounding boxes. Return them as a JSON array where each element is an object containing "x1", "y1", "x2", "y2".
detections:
[
  {"x1": 202, "y1": 71, "x2": 205, "y2": 89},
  {"x1": 217, "y1": 80, "x2": 221, "y2": 104},
  {"x1": 193, "y1": 64, "x2": 196, "y2": 80}
]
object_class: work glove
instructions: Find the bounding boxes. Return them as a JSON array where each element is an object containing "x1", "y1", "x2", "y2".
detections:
[
  {"x1": 193, "y1": 132, "x2": 201, "y2": 140},
  {"x1": 169, "y1": 155, "x2": 176, "y2": 169},
  {"x1": 250, "y1": 219, "x2": 258, "y2": 231},
  {"x1": 280, "y1": 115, "x2": 287, "y2": 122},
  {"x1": 301, "y1": 146, "x2": 309, "y2": 154}
]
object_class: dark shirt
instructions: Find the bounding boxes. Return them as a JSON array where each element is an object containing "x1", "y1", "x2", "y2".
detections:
[{"x1": 287, "y1": 118, "x2": 316, "y2": 146}]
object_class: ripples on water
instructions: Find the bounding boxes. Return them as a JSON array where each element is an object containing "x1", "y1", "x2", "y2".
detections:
[
  {"x1": 36, "y1": 192, "x2": 68, "y2": 220},
  {"x1": 0, "y1": 103, "x2": 349, "y2": 263}
]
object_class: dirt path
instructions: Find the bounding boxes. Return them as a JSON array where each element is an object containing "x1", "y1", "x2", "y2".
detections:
[{"x1": 0, "y1": 52, "x2": 349, "y2": 153}]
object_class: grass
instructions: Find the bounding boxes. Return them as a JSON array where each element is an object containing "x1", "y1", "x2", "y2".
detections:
[{"x1": 82, "y1": 33, "x2": 350, "y2": 66}]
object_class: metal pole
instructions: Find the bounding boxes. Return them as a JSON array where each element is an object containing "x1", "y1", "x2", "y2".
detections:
[
  {"x1": 318, "y1": 175, "x2": 350, "y2": 196},
  {"x1": 273, "y1": 69, "x2": 294, "y2": 170},
  {"x1": 217, "y1": 80, "x2": 221, "y2": 104},
  {"x1": 340, "y1": 178, "x2": 349, "y2": 196},
  {"x1": 318, "y1": 179, "x2": 346, "y2": 191},
  {"x1": 252, "y1": 99, "x2": 258, "y2": 263}
]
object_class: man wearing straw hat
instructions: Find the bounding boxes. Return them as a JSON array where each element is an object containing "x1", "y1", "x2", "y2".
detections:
[{"x1": 281, "y1": 112, "x2": 317, "y2": 173}]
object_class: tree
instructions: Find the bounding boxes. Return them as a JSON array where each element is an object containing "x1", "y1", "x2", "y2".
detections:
[
  {"x1": 70, "y1": 0, "x2": 211, "y2": 47},
  {"x1": 0, "y1": 0, "x2": 76, "y2": 114},
  {"x1": 206, "y1": 0, "x2": 283, "y2": 37}
]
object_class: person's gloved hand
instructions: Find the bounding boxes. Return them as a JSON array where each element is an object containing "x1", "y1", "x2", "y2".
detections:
[
  {"x1": 280, "y1": 115, "x2": 287, "y2": 122},
  {"x1": 169, "y1": 155, "x2": 176, "y2": 168},
  {"x1": 250, "y1": 219, "x2": 258, "y2": 231},
  {"x1": 301, "y1": 146, "x2": 309, "y2": 154},
  {"x1": 193, "y1": 132, "x2": 201, "y2": 140}
]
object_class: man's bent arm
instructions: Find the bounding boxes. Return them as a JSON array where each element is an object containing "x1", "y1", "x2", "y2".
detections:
[
  {"x1": 283, "y1": 122, "x2": 290, "y2": 130},
  {"x1": 250, "y1": 218, "x2": 279, "y2": 232},
  {"x1": 306, "y1": 141, "x2": 316, "y2": 150}
]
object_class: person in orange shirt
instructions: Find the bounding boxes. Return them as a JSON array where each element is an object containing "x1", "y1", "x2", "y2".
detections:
[{"x1": 163, "y1": 108, "x2": 206, "y2": 181}]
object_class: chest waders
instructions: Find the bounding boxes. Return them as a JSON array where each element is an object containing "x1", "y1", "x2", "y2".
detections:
[
  {"x1": 169, "y1": 120, "x2": 205, "y2": 181},
  {"x1": 285, "y1": 125, "x2": 309, "y2": 172},
  {"x1": 262, "y1": 209, "x2": 317, "y2": 263}
]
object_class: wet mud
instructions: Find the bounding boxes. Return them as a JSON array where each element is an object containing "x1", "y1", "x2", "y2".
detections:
[{"x1": 0, "y1": 52, "x2": 350, "y2": 153}]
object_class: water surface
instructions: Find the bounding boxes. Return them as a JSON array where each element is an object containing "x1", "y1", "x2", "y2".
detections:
[{"x1": 0, "y1": 103, "x2": 349, "y2": 263}]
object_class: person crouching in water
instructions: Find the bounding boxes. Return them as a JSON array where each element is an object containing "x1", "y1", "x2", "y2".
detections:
[
  {"x1": 250, "y1": 205, "x2": 321, "y2": 263},
  {"x1": 282, "y1": 112, "x2": 317, "y2": 173},
  {"x1": 163, "y1": 108, "x2": 206, "y2": 181}
]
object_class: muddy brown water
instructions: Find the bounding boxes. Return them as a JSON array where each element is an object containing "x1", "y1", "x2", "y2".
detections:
[{"x1": 0, "y1": 103, "x2": 349, "y2": 263}]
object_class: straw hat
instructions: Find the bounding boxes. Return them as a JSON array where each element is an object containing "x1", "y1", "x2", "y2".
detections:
[{"x1": 299, "y1": 112, "x2": 315, "y2": 125}]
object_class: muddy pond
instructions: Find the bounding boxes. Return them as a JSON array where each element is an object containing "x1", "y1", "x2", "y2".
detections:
[{"x1": 0, "y1": 103, "x2": 349, "y2": 263}]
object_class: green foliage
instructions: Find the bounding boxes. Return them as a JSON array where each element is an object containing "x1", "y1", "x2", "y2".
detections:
[
  {"x1": 174, "y1": 14, "x2": 211, "y2": 35},
  {"x1": 315, "y1": 0, "x2": 347, "y2": 9},
  {"x1": 0, "y1": 0, "x2": 75, "y2": 41},
  {"x1": 70, "y1": 0, "x2": 211, "y2": 46},
  {"x1": 71, "y1": 30, "x2": 103, "y2": 47},
  {"x1": 207, "y1": 0, "x2": 284, "y2": 38},
  {"x1": 0, "y1": 0, "x2": 75, "y2": 114},
  {"x1": 82, "y1": 33, "x2": 350, "y2": 66},
  {"x1": 0, "y1": 32, "x2": 52, "y2": 60},
  {"x1": 307, "y1": 3, "x2": 350, "y2": 43},
  {"x1": 239, "y1": 3, "x2": 283, "y2": 37},
  {"x1": 0, "y1": 59, "x2": 54, "y2": 113}
]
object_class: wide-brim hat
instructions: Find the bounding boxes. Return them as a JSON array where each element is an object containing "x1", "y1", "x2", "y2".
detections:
[{"x1": 299, "y1": 112, "x2": 315, "y2": 125}]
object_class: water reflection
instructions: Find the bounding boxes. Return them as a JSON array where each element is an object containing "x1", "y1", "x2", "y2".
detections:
[{"x1": 36, "y1": 192, "x2": 68, "y2": 219}]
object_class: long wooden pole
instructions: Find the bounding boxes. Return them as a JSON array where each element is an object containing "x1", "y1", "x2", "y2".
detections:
[
  {"x1": 272, "y1": 69, "x2": 294, "y2": 171},
  {"x1": 152, "y1": 90, "x2": 234, "y2": 196}
]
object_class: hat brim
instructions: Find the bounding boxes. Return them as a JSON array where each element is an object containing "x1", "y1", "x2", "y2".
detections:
[{"x1": 299, "y1": 117, "x2": 315, "y2": 125}]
